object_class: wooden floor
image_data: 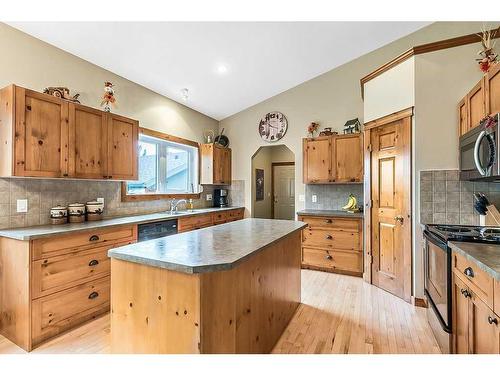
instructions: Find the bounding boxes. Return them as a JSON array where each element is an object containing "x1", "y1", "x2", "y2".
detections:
[{"x1": 0, "y1": 270, "x2": 440, "y2": 354}]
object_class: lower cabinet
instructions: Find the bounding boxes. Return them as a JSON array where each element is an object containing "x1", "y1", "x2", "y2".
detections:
[
  {"x1": 452, "y1": 251, "x2": 500, "y2": 354},
  {"x1": 298, "y1": 215, "x2": 363, "y2": 276},
  {"x1": 178, "y1": 208, "x2": 244, "y2": 233}
]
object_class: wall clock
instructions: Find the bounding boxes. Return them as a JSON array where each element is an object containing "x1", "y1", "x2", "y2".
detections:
[{"x1": 258, "y1": 111, "x2": 288, "y2": 142}]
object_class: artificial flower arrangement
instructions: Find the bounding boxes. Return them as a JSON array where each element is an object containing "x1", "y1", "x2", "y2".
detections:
[
  {"x1": 101, "y1": 82, "x2": 117, "y2": 112},
  {"x1": 477, "y1": 28, "x2": 498, "y2": 73},
  {"x1": 307, "y1": 122, "x2": 320, "y2": 137}
]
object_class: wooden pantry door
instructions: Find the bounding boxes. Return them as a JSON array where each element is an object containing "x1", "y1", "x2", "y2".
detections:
[{"x1": 367, "y1": 110, "x2": 411, "y2": 302}]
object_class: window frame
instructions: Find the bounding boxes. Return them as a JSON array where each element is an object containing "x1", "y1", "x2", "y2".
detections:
[{"x1": 121, "y1": 127, "x2": 201, "y2": 202}]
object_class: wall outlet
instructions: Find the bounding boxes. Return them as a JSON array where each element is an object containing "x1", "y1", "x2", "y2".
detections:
[
  {"x1": 96, "y1": 197, "x2": 105, "y2": 204},
  {"x1": 299, "y1": 194, "x2": 305, "y2": 202},
  {"x1": 312, "y1": 195, "x2": 317, "y2": 203},
  {"x1": 206, "y1": 194, "x2": 212, "y2": 201},
  {"x1": 17, "y1": 199, "x2": 28, "y2": 213}
]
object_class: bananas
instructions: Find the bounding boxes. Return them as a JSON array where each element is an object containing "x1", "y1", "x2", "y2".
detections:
[{"x1": 342, "y1": 194, "x2": 359, "y2": 212}]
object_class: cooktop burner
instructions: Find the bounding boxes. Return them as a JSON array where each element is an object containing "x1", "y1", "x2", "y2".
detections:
[{"x1": 426, "y1": 224, "x2": 500, "y2": 244}]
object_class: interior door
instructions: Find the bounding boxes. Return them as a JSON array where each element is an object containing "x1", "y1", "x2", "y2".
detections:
[
  {"x1": 14, "y1": 88, "x2": 69, "y2": 177},
  {"x1": 370, "y1": 117, "x2": 411, "y2": 301},
  {"x1": 107, "y1": 113, "x2": 138, "y2": 180},
  {"x1": 273, "y1": 164, "x2": 295, "y2": 220},
  {"x1": 68, "y1": 103, "x2": 108, "y2": 179}
]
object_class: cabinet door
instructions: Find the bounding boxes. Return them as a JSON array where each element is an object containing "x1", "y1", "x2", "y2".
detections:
[
  {"x1": 222, "y1": 148, "x2": 231, "y2": 185},
  {"x1": 467, "y1": 79, "x2": 486, "y2": 131},
  {"x1": 470, "y1": 293, "x2": 500, "y2": 354},
  {"x1": 212, "y1": 145, "x2": 231, "y2": 184},
  {"x1": 333, "y1": 134, "x2": 363, "y2": 183},
  {"x1": 303, "y1": 137, "x2": 332, "y2": 183},
  {"x1": 452, "y1": 275, "x2": 470, "y2": 354},
  {"x1": 458, "y1": 97, "x2": 468, "y2": 136},
  {"x1": 486, "y1": 62, "x2": 500, "y2": 116},
  {"x1": 14, "y1": 88, "x2": 69, "y2": 177},
  {"x1": 68, "y1": 104, "x2": 108, "y2": 179},
  {"x1": 106, "y1": 113, "x2": 138, "y2": 180}
]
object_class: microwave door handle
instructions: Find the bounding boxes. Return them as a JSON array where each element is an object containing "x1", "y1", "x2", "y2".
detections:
[{"x1": 474, "y1": 130, "x2": 487, "y2": 176}]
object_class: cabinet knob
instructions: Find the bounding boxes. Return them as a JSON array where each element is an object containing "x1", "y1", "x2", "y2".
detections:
[
  {"x1": 460, "y1": 288, "x2": 471, "y2": 298},
  {"x1": 325, "y1": 254, "x2": 333, "y2": 260},
  {"x1": 488, "y1": 316, "x2": 498, "y2": 325},
  {"x1": 464, "y1": 267, "x2": 474, "y2": 278},
  {"x1": 325, "y1": 234, "x2": 333, "y2": 240},
  {"x1": 88, "y1": 291, "x2": 99, "y2": 300},
  {"x1": 88, "y1": 259, "x2": 99, "y2": 267},
  {"x1": 89, "y1": 235, "x2": 100, "y2": 242},
  {"x1": 325, "y1": 219, "x2": 332, "y2": 224}
]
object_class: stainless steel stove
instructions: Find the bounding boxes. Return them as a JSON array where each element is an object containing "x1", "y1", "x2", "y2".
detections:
[{"x1": 423, "y1": 224, "x2": 500, "y2": 353}]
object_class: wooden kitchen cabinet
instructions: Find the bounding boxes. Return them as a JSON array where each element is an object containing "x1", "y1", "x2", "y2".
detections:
[
  {"x1": 452, "y1": 250, "x2": 500, "y2": 354},
  {"x1": 0, "y1": 84, "x2": 138, "y2": 180},
  {"x1": 303, "y1": 133, "x2": 363, "y2": 184},
  {"x1": 200, "y1": 143, "x2": 232, "y2": 185},
  {"x1": 486, "y1": 62, "x2": 500, "y2": 116},
  {"x1": 458, "y1": 97, "x2": 469, "y2": 136},
  {"x1": 467, "y1": 78, "x2": 487, "y2": 132}
]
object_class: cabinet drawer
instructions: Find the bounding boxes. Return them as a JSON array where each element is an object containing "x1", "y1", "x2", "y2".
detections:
[
  {"x1": 32, "y1": 225, "x2": 137, "y2": 260},
  {"x1": 454, "y1": 251, "x2": 494, "y2": 308},
  {"x1": 227, "y1": 208, "x2": 244, "y2": 221},
  {"x1": 302, "y1": 247, "x2": 362, "y2": 273},
  {"x1": 212, "y1": 211, "x2": 229, "y2": 224},
  {"x1": 31, "y1": 243, "x2": 125, "y2": 299},
  {"x1": 303, "y1": 227, "x2": 360, "y2": 250},
  {"x1": 299, "y1": 216, "x2": 360, "y2": 230},
  {"x1": 31, "y1": 276, "x2": 110, "y2": 347},
  {"x1": 178, "y1": 214, "x2": 213, "y2": 232}
]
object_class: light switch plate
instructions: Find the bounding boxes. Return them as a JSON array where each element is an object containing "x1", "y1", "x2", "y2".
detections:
[
  {"x1": 206, "y1": 194, "x2": 213, "y2": 201},
  {"x1": 299, "y1": 194, "x2": 305, "y2": 202},
  {"x1": 17, "y1": 199, "x2": 28, "y2": 213},
  {"x1": 312, "y1": 195, "x2": 317, "y2": 203}
]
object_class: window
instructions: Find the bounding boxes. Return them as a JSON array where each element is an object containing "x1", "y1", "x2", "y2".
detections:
[{"x1": 123, "y1": 129, "x2": 200, "y2": 201}]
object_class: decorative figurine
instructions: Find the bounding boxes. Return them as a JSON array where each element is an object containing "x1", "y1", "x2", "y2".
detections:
[
  {"x1": 101, "y1": 82, "x2": 116, "y2": 112},
  {"x1": 319, "y1": 127, "x2": 337, "y2": 136},
  {"x1": 343, "y1": 118, "x2": 361, "y2": 134},
  {"x1": 477, "y1": 28, "x2": 498, "y2": 73},
  {"x1": 307, "y1": 122, "x2": 320, "y2": 138},
  {"x1": 43, "y1": 87, "x2": 80, "y2": 103}
]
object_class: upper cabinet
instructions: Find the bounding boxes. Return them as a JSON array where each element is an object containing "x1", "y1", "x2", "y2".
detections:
[
  {"x1": 0, "y1": 85, "x2": 138, "y2": 180},
  {"x1": 200, "y1": 143, "x2": 232, "y2": 185},
  {"x1": 303, "y1": 133, "x2": 363, "y2": 184},
  {"x1": 458, "y1": 67, "x2": 500, "y2": 137}
]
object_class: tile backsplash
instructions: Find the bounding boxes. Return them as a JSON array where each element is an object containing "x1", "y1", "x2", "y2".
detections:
[
  {"x1": 0, "y1": 178, "x2": 245, "y2": 229},
  {"x1": 305, "y1": 184, "x2": 364, "y2": 210},
  {"x1": 419, "y1": 170, "x2": 500, "y2": 225}
]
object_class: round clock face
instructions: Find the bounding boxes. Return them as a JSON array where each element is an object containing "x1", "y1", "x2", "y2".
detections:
[{"x1": 258, "y1": 112, "x2": 288, "y2": 142}]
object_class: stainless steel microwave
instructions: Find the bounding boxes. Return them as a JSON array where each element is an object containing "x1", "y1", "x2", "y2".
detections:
[{"x1": 459, "y1": 113, "x2": 500, "y2": 181}]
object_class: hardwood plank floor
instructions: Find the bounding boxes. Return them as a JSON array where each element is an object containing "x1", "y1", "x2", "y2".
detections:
[{"x1": 0, "y1": 270, "x2": 441, "y2": 354}]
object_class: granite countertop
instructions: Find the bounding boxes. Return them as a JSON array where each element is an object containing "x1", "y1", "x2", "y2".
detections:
[
  {"x1": 296, "y1": 209, "x2": 364, "y2": 219},
  {"x1": 0, "y1": 206, "x2": 245, "y2": 241},
  {"x1": 449, "y1": 241, "x2": 500, "y2": 281},
  {"x1": 108, "y1": 218, "x2": 307, "y2": 274}
]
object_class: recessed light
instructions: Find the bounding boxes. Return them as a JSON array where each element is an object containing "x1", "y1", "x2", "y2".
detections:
[
  {"x1": 216, "y1": 64, "x2": 228, "y2": 74},
  {"x1": 181, "y1": 88, "x2": 189, "y2": 101}
]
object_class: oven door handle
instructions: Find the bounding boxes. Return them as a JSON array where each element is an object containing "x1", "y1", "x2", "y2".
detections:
[{"x1": 424, "y1": 230, "x2": 448, "y2": 251}]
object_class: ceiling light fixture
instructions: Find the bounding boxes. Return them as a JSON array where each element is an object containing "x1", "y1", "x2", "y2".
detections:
[
  {"x1": 181, "y1": 88, "x2": 189, "y2": 101},
  {"x1": 216, "y1": 64, "x2": 228, "y2": 74}
]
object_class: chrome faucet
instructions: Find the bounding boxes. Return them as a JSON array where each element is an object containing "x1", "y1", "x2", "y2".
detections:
[{"x1": 170, "y1": 199, "x2": 187, "y2": 214}]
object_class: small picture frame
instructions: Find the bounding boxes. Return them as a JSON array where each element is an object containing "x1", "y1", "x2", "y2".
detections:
[{"x1": 256, "y1": 169, "x2": 264, "y2": 201}]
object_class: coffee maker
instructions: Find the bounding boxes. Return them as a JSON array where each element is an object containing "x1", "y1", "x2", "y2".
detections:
[{"x1": 213, "y1": 189, "x2": 228, "y2": 208}]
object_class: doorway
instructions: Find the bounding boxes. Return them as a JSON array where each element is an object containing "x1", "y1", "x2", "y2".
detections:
[
  {"x1": 251, "y1": 145, "x2": 295, "y2": 220},
  {"x1": 364, "y1": 108, "x2": 413, "y2": 303}
]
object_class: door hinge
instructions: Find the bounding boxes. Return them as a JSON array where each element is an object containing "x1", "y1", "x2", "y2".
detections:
[
  {"x1": 370, "y1": 255, "x2": 373, "y2": 265},
  {"x1": 367, "y1": 144, "x2": 372, "y2": 152}
]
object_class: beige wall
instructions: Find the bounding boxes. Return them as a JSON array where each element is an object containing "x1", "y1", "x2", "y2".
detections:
[
  {"x1": 0, "y1": 23, "x2": 218, "y2": 142},
  {"x1": 220, "y1": 22, "x2": 494, "y2": 218},
  {"x1": 251, "y1": 145, "x2": 294, "y2": 218}
]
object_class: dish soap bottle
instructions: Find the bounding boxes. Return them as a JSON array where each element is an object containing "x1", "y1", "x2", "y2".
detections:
[{"x1": 187, "y1": 198, "x2": 194, "y2": 211}]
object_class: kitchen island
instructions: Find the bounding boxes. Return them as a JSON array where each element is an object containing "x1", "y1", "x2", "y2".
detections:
[{"x1": 108, "y1": 218, "x2": 306, "y2": 354}]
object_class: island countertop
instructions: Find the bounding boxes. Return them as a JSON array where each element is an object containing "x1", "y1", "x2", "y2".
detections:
[
  {"x1": 108, "y1": 218, "x2": 307, "y2": 274},
  {"x1": 0, "y1": 206, "x2": 244, "y2": 241}
]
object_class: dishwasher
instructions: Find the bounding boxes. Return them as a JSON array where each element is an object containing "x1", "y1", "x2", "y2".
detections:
[{"x1": 137, "y1": 219, "x2": 178, "y2": 242}]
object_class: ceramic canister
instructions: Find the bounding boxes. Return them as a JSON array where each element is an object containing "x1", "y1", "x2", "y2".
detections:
[
  {"x1": 50, "y1": 205, "x2": 68, "y2": 218},
  {"x1": 68, "y1": 203, "x2": 85, "y2": 216},
  {"x1": 85, "y1": 201, "x2": 104, "y2": 214}
]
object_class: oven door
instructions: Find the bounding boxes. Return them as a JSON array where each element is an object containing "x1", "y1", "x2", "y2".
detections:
[
  {"x1": 460, "y1": 117, "x2": 499, "y2": 181},
  {"x1": 424, "y1": 230, "x2": 452, "y2": 333}
]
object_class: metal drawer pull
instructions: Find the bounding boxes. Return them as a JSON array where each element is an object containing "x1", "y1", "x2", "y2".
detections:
[
  {"x1": 325, "y1": 235, "x2": 333, "y2": 240},
  {"x1": 89, "y1": 235, "x2": 100, "y2": 242},
  {"x1": 460, "y1": 288, "x2": 471, "y2": 298},
  {"x1": 325, "y1": 219, "x2": 332, "y2": 224},
  {"x1": 488, "y1": 316, "x2": 498, "y2": 325},
  {"x1": 325, "y1": 255, "x2": 333, "y2": 260},
  {"x1": 88, "y1": 259, "x2": 99, "y2": 267},
  {"x1": 88, "y1": 292, "x2": 99, "y2": 300},
  {"x1": 464, "y1": 267, "x2": 474, "y2": 278}
]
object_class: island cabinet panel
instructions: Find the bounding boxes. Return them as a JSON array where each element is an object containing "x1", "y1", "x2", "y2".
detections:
[
  {"x1": 495, "y1": 279, "x2": 500, "y2": 315},
  {"x1": 0, "y1": 84, "x2": 139, "y2": 180},
  {"x1": 110, "y1": 259, "x2": 201, "y2": 354},
  {"x1": 298, "y1": 215, "x2": 363, "y2": 276},
  {"x1": 110, "y1": 230, "x2": 302, "y2": 354}
]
